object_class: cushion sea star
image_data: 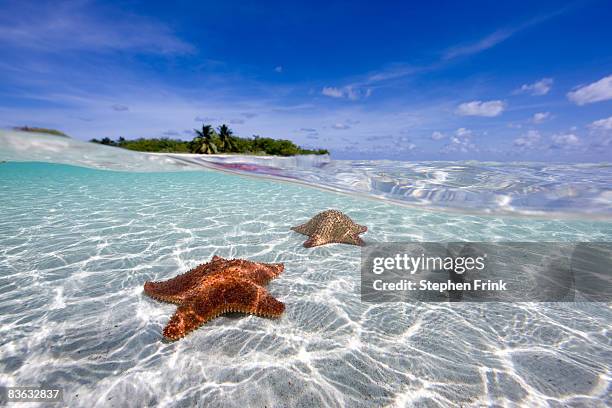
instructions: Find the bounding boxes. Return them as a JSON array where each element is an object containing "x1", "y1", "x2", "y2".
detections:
[
  {"x1": 291, "y1": 209, "x2": 368, "y2": 247},
  {"x1": 144, "y1": 255, "x2": 285, "y2": 340}
]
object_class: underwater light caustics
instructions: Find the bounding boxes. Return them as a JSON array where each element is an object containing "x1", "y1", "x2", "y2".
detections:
[{"x1": 144, "y1": 256, "x2": 285, "y2": 340}]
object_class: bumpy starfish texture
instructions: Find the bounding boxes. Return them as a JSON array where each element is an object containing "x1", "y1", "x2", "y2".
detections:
[
  {"x1": 144, "y1": 255, "x2": 285, "y2": 340},
  {"x1": 291, "y1": 209, "x2": 368, "y2": 247}
]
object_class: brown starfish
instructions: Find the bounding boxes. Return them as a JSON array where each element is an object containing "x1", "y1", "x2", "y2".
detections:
[
  {"x1": 291, "y1": 209, "x2": 368, "y2": 248},
  {"x1": 144, "y1": 255, "x2": 285, "y2": 340}
]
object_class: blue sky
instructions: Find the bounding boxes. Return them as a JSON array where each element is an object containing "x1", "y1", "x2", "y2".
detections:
[{"x1": 1, "y1": 0, "x2": 611, "y2": 161}]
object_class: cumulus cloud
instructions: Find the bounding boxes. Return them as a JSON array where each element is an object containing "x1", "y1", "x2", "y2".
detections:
[
  {"x1": 332, "y1": 123, "x2": 350, "y2": 130},
  {"x1": 515, "y1": 78, "x2": 553, "y2": 96},
  {"x1": 551, "y1": 133, "x2": 580, "y2": 147},
  {"x1": 399, "y1": 141, "x2": 417, "y2": 151},
  {"x1": 322, "y1": 87, "x2": 344, "y2": 98},
  {"x1": 442, "y1": 128, "x2": 477, "y2": 153},
  {"x1": 397, "y1": 136, "x2": 417, "y2": 151},
  {"x1": 321, "y1": 86, "x2": 371, "y2": 100},
  {"x1": 567, "y1": 75, "x2": 612, "y2": 105},
  {"x1": 532, "y1": 112, "x2": 551, "y2": 124},
  {"x1": 455, "y1": 128, "x2": 472, "y2": 137},
  {"x1": 589, "y1": 116, "x2": 612, "y2": 131},
  {"x1": 513, "y1": 130, "x2": 541, "y2": 148},
  {"x1": 456, "y1": 100, "x2": 505, "y2": 117},
  {"x1": 431, "y1": 131, "x2": 445, "y2": 140}
]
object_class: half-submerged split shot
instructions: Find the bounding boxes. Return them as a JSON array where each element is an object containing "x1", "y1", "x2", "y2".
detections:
[{"x1": 0, "y1": 1, "x2": 611, "y2": 407}]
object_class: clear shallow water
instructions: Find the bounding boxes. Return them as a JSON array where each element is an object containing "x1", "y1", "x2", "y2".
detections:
[
  {"x1": 2, "y1": 130, "x2": 612, "y2": 219},
  {"x1": 0, "y1": 133, "x2": 611, "y2": 407},
  {"x1": 169, "y1": 154, "x2": 612, "y2": 220}
]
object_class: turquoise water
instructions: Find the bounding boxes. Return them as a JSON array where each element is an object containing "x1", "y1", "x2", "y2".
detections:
[
  {"x1": 1, "y1": 161, "x2": 611, "y2": 407},
  {"x1": 3, "y1": 130, "x2": 612, "y2": 219}
]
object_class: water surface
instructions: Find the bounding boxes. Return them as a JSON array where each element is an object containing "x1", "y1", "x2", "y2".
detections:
[{"x1": 0, "y1": 132, "x2": 611, "y2": 407}]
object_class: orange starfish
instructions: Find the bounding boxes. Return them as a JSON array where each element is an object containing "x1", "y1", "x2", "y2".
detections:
[
  {"x1": 144, "y1": 256, "x2": 285, "y2": 340},
  {"x1": 291, "y1": 209, "x2": 368, "y2": 247}
]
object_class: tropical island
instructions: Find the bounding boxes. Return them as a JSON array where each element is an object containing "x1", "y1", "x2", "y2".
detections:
[
  {"x1": 90, "y1": 124, "x2": 329, "y2": 156},
  {"x1": 14, "y1": 126, "x2": 70, "y2": 137}
]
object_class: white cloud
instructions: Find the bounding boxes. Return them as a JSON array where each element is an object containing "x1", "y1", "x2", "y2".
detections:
[
  {"x1": 332, "y1": 123, "x2": 350, "y2": 130},
  {"x1": 367, "y1": 65, "x2": 419, "y2": 82},
  {"x1": 455, "y1": 128, "x2": 472, "y2": 137},
  {"x1": 442, "y1": 9, "x2": 567, "y2": 61},
  {"x1": 532, "y1": 112, "x2": 551, "y2": 124},
  {"x1": 513, "y1": 130, "x2": 541, "y2": 148},
  {"x1": 443, "y1": 30, "x2": 514, "y2": 60},
  {"x1": 567, "y1": 75, "x2": 612, "y2": 105},
  {"x1": 516, "y1": 78, "x2": 553, "y2": 96},
  {"x1": 321, "y1": 86, "x2": 371, "y2": 100},
  {"x1": 0, "y1": 1, "x2": 193, "y2": 55},
  {"x1": 551, "y1": 133, "x2": 580, "y2": 147},
  {"x1": 456, "y1": 100, "x2": 505, "y2": 117},
  {"x1": 274, "y1": 66, "x2": 283, "y2": 73},
  {"x1": 589, "y1": 116, "x2": 612, "y2": 131},
  {"x1": 431, "y1": 131, "x2": 445, "y2": 140},
  {"x1": 442, "y1": 128, "x2": 477, "y2": 153},
  {"x1": 322, "y1": 87, "x2": 344, "y2": 98}
]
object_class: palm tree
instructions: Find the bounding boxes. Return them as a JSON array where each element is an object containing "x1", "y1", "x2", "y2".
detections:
[
  {"x1": 190, "y1": 125, "x2": 218, "y2": 154},
  {"x1": 218, "y1": 124, "x2": 237, "y2": 152}
]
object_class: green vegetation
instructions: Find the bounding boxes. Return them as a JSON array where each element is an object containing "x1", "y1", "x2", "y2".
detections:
[
  {"x1": 89, "y1": 136, "x2": 191, "y2": 153},
  {"x1": 190, "y1": 125, "x2": 218, "y2": 154},
  {"x1": 15, "y1": 126, "x2": 69, "y2": 137},
  {"x1": 90, "y1": 124, "x2": 329, "y2": 156}
]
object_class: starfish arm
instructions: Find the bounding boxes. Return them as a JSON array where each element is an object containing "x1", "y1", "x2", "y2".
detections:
[
  {"x1": 338, "y1": 232, "x2": 365, "y2": 246},
  {"x1": 162, "y1": 279, "x2": 284, "y2": 340},
  {"x1": 144, "y1": 256, "x2": 227, "y2": 303},
  {"x1": 213, "y1": 259, "x2": 284, "y2": 284},
  {"x1": 237, "y1": 262, "x2": 284, "y2": 285},
  {"x1": 144, "y1": 279, "x2": 191, "y2": 304},
  {"x1": 303, "y1": 234, "x2": 325, "y2": 248},
  {"x1": 252, "y1": 288, "x2": 285, "y2": 318},
  {"x1": 163, "y1": 299, "x2": 220, "y2": 340},
  {"x1": 291, "y1": 223, "x2": 310, "y2": 236}
]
